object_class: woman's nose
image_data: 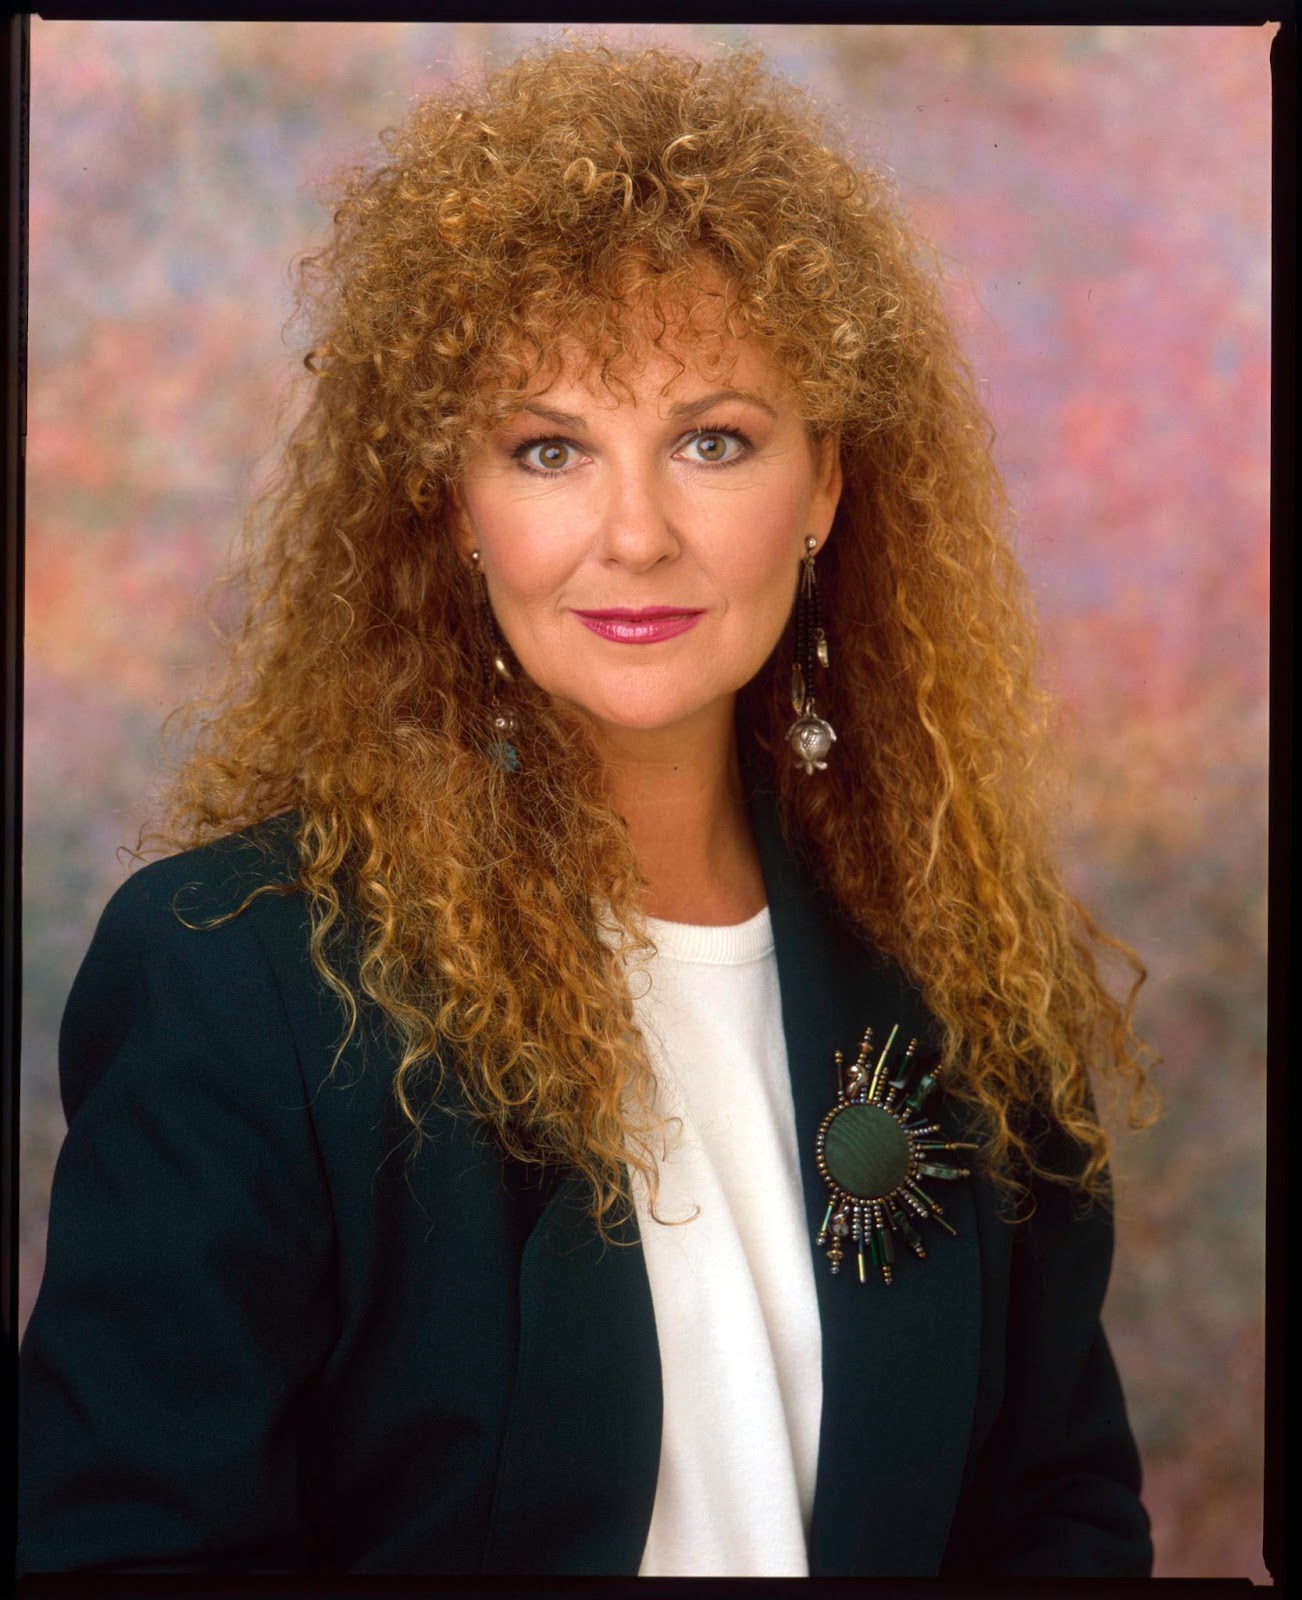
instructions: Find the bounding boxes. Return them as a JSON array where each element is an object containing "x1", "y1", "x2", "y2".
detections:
[{"x1": 593, "y1": 467, "x2": 682, "y2": 570}]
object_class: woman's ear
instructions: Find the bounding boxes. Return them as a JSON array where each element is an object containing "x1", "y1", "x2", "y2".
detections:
[
  {"x1": 810, "y1": 429, "x2": 843, "y2": 546},
  {"x1": 448, "y1": 489, "x2": 480, "y2": 568}
]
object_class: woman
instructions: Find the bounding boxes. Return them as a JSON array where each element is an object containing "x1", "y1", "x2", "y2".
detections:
[{"x1": 19, "y1": 42, "x2": 1155, "y2": 1578}]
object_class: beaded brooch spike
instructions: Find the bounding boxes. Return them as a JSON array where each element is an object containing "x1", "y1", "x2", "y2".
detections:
[{"x1": 814, "y1": 1023, "x2": 977, "y2": 1284}]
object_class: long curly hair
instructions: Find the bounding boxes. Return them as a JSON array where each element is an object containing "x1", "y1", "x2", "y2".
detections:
[{"x1": 159, "y1": 40, "x2": 1155, "y2": 1232}]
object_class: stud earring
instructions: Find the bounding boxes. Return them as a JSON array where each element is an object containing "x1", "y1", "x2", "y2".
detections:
[
  {"x1": 469, "y1": 550, "x2": 521, "y2": 772},
  {"x1": 786, "y1": 536, "x2": 836, "y2": 775}
]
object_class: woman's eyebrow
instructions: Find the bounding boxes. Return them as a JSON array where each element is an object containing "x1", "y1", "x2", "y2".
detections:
[
  {"x1": 515, "y1": 388, "x2": 779, "y2": 432},
  {"x1": 667, "y1": 389, "x2": 778, "y2": 422},
  {"x1": 519, "y1": 402, "x2": 587, "y2": 429}
]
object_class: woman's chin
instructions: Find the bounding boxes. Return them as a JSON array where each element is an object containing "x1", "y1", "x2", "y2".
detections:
[{"x1": 554, "y1": 689, "x2": 739, "y2": 745}]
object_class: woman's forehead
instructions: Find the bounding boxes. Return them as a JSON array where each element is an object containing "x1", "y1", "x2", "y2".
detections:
[{"x1": 478, "y1": 313, "x2": 793, "y2": 418}]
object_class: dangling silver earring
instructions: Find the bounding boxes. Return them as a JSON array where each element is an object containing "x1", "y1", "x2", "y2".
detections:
[
  {"x1": 469, "y1": 550, "x2": 521, "y2": 772},
  {"x1": 786, "y1": 536, "x2": 836, "y2": 775}
]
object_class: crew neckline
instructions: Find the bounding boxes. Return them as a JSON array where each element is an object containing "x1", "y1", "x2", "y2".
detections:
[{"x1": 642, "y1": 902, "x2": 774, "y2": 966}]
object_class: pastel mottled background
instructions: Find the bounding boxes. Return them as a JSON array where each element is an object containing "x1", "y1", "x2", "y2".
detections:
[{"x1": 23, "y1": 21, "x2": 1272, "y2": 1581}]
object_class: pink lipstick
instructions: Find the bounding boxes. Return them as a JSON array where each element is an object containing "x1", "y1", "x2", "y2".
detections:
[{"x1": 573, "y1": 607, "x2": 705, "y2": 644}]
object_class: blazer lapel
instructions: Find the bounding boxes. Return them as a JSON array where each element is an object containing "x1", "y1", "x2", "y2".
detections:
[
  {"x1": 747, "y1": 781, "x2": 983, "y2": 1576},
  {"x1": 480, "y1": 1169, "x2": 662, "y2": 1574}
]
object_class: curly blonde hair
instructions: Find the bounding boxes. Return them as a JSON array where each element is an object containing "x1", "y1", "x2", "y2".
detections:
[{"x1": 159, "y1": 41, "x2": 1154, "y2": 1232}]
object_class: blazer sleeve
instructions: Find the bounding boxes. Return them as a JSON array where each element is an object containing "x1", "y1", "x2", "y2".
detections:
[
  {"x1": 18, "y1": 861, "x2": 338, "y2": 1574},
  {"x1": 941, "y1": 1130, "x2": 1154, "y2": 1577}
]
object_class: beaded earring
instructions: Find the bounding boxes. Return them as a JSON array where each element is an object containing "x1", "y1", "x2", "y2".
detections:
[
  {"x1": 786, "y1": 536, "x2": 836, "y2": 774},
  {"x1": 469, "y1": 550, "x2": 520, "y2": 773}
]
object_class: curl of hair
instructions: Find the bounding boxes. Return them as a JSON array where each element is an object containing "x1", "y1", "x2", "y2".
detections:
[{"x1": 156, "y1": 41, "x2": 1155, "y2": 1235}]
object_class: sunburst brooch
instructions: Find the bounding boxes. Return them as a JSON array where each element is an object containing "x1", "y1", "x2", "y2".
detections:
[{"x1": 814, "y1": 1022, "x2": 977, "y2": 1284}]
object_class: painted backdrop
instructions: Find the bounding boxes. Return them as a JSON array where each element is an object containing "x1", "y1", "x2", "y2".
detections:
[{"x1": 23, "y1": 21, "x2": 1272, "y2": 1581}]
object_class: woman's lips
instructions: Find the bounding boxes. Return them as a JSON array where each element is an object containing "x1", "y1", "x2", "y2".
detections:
[{"x1": 572, "y1": 607, "x2": 705, "y2": 644}]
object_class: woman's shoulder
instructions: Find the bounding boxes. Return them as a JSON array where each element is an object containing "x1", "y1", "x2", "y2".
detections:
[
  {"x1": 104, "y1": 813, "x2": 303, "y2": 923},
  {"x1": 62, "y1": 818, "x2": 319, "y2": 1097},
  {"x1": 84, "y1": 814, "x2": 313, "y2": 981},
  {"x1": 55, "y1": 814, "x2": 388, "y2": 1140}
]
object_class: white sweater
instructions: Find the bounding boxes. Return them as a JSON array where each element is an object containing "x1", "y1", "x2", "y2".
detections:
[{"x1": 621, "y1": 906, "x2": 823, "y2": 1577}]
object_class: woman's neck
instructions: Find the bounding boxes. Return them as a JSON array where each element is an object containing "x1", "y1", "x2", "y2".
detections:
[{"x1": 595, "y1": 707, "x2": 767, "y2": 926}]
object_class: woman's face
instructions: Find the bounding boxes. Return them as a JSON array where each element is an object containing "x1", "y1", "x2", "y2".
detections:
[{"x1": 453, "y1": 325, "x2": 842, "y2": 750}]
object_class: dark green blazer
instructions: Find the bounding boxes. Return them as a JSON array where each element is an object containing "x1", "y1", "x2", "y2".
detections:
[{"x1": 18, "y1": 792, "x2": 1151, "y2": 1577}]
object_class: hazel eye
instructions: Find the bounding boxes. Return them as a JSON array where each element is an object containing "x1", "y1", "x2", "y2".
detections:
[
  {"x1": 680, "y1": 430, "x2": 745, "y2": 465},
  {"x1": 520, "y1": 440, "x2": 573, "y2": 471}
]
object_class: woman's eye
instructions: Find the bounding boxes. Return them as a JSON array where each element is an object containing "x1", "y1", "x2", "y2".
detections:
[
  {"x1": 680, "y1": 430, "x2": 745, "y2": 465},
  {"x1": 519, "y1": 440, "x2": 574, "y2": 471}
]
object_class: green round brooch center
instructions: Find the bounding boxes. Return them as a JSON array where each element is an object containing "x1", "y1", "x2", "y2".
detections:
[{"x1": 822, "y1": 1103, "x2": 911, "y2": 1199}]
